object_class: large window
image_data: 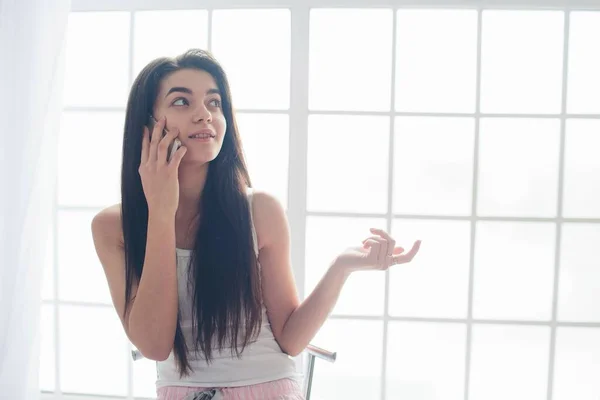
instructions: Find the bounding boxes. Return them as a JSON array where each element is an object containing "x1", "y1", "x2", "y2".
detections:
[{"x1": 42, "y1": 1, "x2": 600, "y2": 399}]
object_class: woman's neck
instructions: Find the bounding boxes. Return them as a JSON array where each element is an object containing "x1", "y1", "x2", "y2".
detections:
[{"x1": 175, "y1": 161, "x2": 208, "y2": 248}]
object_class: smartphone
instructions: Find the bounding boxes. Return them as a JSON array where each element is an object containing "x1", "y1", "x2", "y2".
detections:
[{"x1": 148, "y1": 115, "x2": 182, "y2": 162}]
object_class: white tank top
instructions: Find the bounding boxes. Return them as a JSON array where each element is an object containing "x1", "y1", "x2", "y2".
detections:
[{"x1": 155, "y1": 188, "x2": 300, "y2": 388}]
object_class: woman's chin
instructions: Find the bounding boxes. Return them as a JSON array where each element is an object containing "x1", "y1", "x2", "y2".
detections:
[{"x1": 180, "y1": 151, "x2": 218, "y2": 166}]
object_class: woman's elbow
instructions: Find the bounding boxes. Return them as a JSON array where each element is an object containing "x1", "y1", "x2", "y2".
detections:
[
  {"x1": 280, "y1": 340, "x2": 304, "y2": 357},
  {"x1": 129, "y1": 327, "x2": 173, "y2": 361},
  {"x1": 131, "y1": 334, "x2": 172, "y2": 361},
  {"x1": 139, "y1": 345, "x2": 171, "y2": 362},
  {"x1": 287, "y1": 348, "x2": 303, "y2": 357}
]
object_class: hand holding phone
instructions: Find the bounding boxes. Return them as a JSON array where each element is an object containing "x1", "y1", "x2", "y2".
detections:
[
  {"x1": 140, "y1": 115, "x2": 187, "y2": 218},
  {"x1": 148, "y1": 115, "x2": 182, "y2": 163}
]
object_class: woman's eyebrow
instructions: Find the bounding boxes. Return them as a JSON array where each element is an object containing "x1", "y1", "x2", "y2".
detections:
[
  {"x1": 164, "y1": 87, "x2": 221, "y2": 97},
  {"x1": 165, "y1": 86, "x2": 193, "y2": 98}
]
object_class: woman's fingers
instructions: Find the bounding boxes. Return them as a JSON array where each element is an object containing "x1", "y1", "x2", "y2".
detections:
[
  {"x1": 169, "y1": 143, "x2": 187, "y2": 169},
  {"x1": 158, "y1": 127, "x2": 180, "y2": 164},
  {"x1": 362, "y1": 239, "x2": 380, "y2": 263},
  {"x1": 393, "y1": 240, "x2": 422, "y2": 265},
  {"x1": 370, "y1": 228, "x2": 396, "y2": 256},
  {"x1": 362, "y1": 236, "x2": 388, "y2": 269},
  {"x1": 149, "y1": 116, "x2": 166, "y2": 163},
  {"x1": 393, "y1": 246, "x2": 405, "y2": 255},
  {"x1": 362, "y1": 229, "x2": 421, "y2": 270},
  {"x1": 140, "y1": 126, "x2": 149, "y2": 164}
]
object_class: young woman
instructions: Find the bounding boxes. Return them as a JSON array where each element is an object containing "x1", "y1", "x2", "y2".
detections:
[{"x1": 91, "y1": 49, "x2": 421, "y2": 400}]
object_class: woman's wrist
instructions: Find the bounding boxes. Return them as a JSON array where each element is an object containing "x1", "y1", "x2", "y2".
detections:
[{"x1": 329, "y1": 258, "x2": 353, "y2": 280}]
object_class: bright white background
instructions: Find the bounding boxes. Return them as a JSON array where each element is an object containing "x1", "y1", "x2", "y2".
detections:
[{"x1": 41, "y1": 0, "x2": 600, "y2": 399}]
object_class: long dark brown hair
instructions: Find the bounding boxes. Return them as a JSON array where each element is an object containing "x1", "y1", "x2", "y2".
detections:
[{"x1": 120, "y1": 49, "x2": 262, "y2": 377}]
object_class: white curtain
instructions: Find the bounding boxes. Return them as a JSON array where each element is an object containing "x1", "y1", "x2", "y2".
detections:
[{"x1": 0, "y1": 0, "x2": 71, "y2": 398}]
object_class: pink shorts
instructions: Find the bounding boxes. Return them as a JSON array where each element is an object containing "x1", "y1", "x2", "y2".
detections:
[{"x1": 156, "y1": 377, "x2": 305, "y2": 400}]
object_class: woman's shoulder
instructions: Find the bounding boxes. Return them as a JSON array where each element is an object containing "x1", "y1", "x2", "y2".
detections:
[
  {"x1": 247, "y1": 188, "x2": 284, "y2": 216},
  {"x1": 246, "y1": 189, "x2": 287, "y2": 251},
  {"x1": 91, "y1": 203, "x2": 124, "y2": 246}
]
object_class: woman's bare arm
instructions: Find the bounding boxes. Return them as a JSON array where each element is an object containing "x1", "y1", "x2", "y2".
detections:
[{"x1": 91, "y1": 205, "x2": 178, "y2": 361}]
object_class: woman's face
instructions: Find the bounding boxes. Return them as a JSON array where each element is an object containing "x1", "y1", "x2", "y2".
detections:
[{"x1": 153, "y1": 68, "x2": 227, "y2": 164}]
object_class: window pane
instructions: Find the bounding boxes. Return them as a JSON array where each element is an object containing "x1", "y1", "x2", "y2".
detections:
[
  {"x1": 390, "y1": 219, "x2": 470, "y2": 319},
  {"x1": 133, "y1": 10, "x2": 208, "y2": 76},
  {"x1": 567, "y1": 12, "x2": 600, "y2": 114},
  {"x1": 473, "y1": 221, "x2": 556, "y2": 321},
  {"x1": 212, "y1": 9, "x2": 290, "y2": 110},
  {"x1": 309, "y1": 9, "x2": 393, "y2": 111},
  {"x1": 40, "y1": 304, "x2": 55, "y2": 392},
  {"x1": 563, "y1": 119, "x2": 600, "y2": 218},
  {"x1": 60, "y1": 305, "x2": 128, "y2": 395},
  {"x1": 305, "y1": 216, "x2": 386, "y2": 316},
  {"x1": 553, "y1": 327, "x2": 600, "y2": 400},
  {"x1": 469, "y1": 325, "x2": 550, "y2": 400},
  {"x1": 236, "y1": 113, "x2": 289, "y2": 207},
  {"x1": 58, "y1": 210, "x2": 111, "y2": 304},
  {"x1": 386, "y1": 322, "x2": 466, "y2": 400},
  {"x1": 477, "y1": 118, "x2": 560, "y2": 217},
  {"x1": 58, "y1": 112, "x2": 124, "y2": 207},
  {"x1": 480, "y1": 11, "x2": 564, "y2": 114},
  {"x1": 310, "y1": 320, "x2": 383, "y2": 400},
  {"x1": 307, "y1": 115, "x2": 389, "y2": 214},
  {"x1": 395, "y1": 10, "x2": 477, "y2": 113},
  {"x1": 558, "y1": 223, "x2": 600, "y2": 322},
  {"x1": 393, "y1": 117, "x2": 474, "y2": 216},
  {"x1": 133, "y1": 357, "x2": 158, "y2": 398},
  {"x1": 64, "y1": 12, "x2": 130, "y2": 107}
]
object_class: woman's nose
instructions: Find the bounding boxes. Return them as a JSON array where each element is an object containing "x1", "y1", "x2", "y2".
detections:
[{"x1": 193, "y1": 105, "x2": 212, "y2": 123}]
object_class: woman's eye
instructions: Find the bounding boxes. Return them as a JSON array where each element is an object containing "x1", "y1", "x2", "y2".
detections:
[
  {"x1": 172, "y1": 98, "x2": 189, "y2": 106},
  {"x1": 208, "y1": 99, "x2": 221, "y2": 108}
]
